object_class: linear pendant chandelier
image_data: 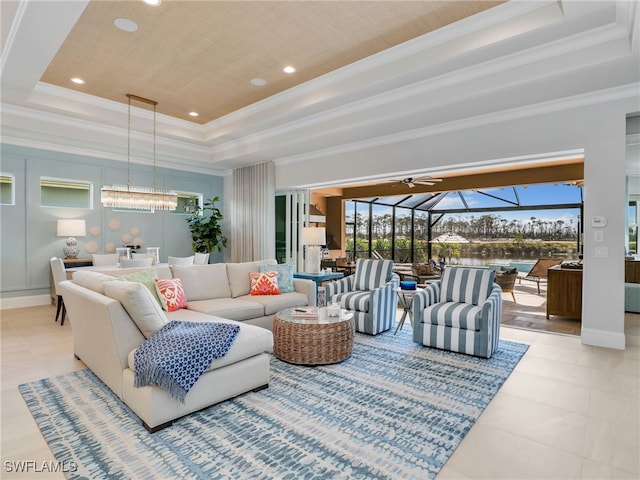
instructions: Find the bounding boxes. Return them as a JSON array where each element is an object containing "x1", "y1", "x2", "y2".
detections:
[{"x1": 101, "y1": 94, "x2": 178, "y2": 211}]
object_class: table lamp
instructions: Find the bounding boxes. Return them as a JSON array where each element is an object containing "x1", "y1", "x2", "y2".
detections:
[
  {"x1": 57, "y1": 219, "x2": 86, "y2": 258},
  {"x1": 301, "y1": 227, "x2": 326, "y2": 273}
]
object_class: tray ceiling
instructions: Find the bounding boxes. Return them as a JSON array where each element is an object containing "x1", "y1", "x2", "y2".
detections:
[{"x1": 40, "y1": 0, "x2": 504, "y2": 124}]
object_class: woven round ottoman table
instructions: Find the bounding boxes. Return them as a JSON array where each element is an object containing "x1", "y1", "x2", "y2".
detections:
[{"x1": 272, "y1": 307, "x2": 355, "y2": 365}]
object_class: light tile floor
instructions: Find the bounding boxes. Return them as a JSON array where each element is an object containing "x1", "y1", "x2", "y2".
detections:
[{"x1": 1, "y1": 303, "x2": 639, "y2": 479}]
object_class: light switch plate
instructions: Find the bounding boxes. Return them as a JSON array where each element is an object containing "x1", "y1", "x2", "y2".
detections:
[
  {"x1": 594, "y1": 230, "x2": 604, "y2": 242},
  {"x1": 594, "y1": 247, "x2": 609, "y2": 258}
]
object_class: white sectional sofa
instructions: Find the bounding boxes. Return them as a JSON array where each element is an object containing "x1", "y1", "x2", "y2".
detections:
[{"x1": 59, "y1": 260, "x2": 316, "y2": 432}]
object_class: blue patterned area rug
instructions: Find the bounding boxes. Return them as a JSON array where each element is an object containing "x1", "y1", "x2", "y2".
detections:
[{"x1": 19, "y1": 329, "x2": 528, "y2": 479}]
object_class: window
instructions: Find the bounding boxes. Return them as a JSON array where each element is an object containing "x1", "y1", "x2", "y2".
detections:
[
  {"x1": 0, "y1": 174, "x2": 14, "y2": 205},
  {"x1": 41, "y1": 177, "x2": 92, "y2": 209}
]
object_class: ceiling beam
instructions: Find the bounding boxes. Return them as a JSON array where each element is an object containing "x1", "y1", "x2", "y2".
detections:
[{"x1": 334, "y1": 161, "x2": 584, "y2": 200}]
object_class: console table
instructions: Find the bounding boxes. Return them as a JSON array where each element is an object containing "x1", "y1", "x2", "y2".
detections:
[
  {"x1": 293, "y1": 271, "x2": 344, "y2": 305},
  {"x1": 546, "y1": 265, "x2": 582, "y2": 320}
]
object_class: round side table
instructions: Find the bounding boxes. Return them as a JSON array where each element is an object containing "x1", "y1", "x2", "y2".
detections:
[{"x1": 273, "y1": 307, "x2": 355, "y2": 365}]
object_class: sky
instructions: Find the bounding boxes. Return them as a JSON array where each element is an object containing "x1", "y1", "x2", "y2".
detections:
[{"x1": 358, "y1": 183, "x2": 582, "y2": 225}]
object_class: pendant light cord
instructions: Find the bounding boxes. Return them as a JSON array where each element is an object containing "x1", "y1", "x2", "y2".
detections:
[
  {"x1": 153, "y1": 101, "x2": 157, "y2": 190},
  {"x1": 126, "y1": 93, "x2": 159, "y2": 191},
  {"x1": 127, "y1": 95, "x2": 132, "y2": 191}
]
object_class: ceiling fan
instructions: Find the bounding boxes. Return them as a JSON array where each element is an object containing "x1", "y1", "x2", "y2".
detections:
[{"x1": 388, "y1": 176, "x2": 443, "y2": 188}]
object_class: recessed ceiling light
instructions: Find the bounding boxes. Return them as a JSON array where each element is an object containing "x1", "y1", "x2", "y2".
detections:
[
  {"x1": 70, "y1": 77, "x2": 85, "y2": 85},
  {"x1": 143, "y1": 0, "x2": 161, "y2": 5},
  {"x1": 283, "y1": 66, "x2": 296, "y2": 74},
  {"x1": 114, "y1": 17, "x2": 138, "y2": 32},
  {"x1": 188, "y1": 111, "x2": 199, "y2": 117},
  {"x1": 250, "y1": 78, "x2": 267, "y2": 86}
]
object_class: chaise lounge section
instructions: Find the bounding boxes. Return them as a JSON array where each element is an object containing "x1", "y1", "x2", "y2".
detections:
[{"x1": 59, "y1": 260, "x2": 316, "y2": 432}]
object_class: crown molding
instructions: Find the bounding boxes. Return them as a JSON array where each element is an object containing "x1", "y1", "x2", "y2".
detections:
[{"x1": 274, "y1": 83, "x2": 640, "y2": 167}]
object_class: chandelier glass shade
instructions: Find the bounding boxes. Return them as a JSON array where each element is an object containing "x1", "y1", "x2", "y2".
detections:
[
  {"x1": 100, "y1": 185, "x2": 178, "y2": 210},
  {"x1": 101, "y1": 94, "x2": 177, "y2": 211}
]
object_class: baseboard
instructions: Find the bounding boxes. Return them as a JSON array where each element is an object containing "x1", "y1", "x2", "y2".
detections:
[
  {"x1": 581, "y1": 327, "x2": 626, "y2": 350},
  {"x1": 0, "y1": 294, "x2": 51, "y2": 310}
]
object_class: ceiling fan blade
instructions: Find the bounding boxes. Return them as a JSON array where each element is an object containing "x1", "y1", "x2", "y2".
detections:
[
  {"x1": 415, "y1": 176, "x2": 443, "y2": 182},
  {"x1": 414, "y1": 181, "x2": 436, "y2": 186}
]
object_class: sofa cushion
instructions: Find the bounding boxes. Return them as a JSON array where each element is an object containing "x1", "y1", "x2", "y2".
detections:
[
  {"x1": 260, "y1": 263, "x2": 295, "y2": 293},
  {"x1": 227, "y1": 260, "x2": 277, "y2": 298},
  {"x1": 238, "y1": 292, "x2": 308, "y2": 315},
  {"x1": 187, "y1": 298, "x2": 265, "y2": 321},
  {"x1": 249, "y1": 271, "x2": 281, "y2": 295},
  {"x1": 72, "y1": 270, "x2": 115, "y2": 295},
  {"x1": 120, "y1": 268, "x2": 160, "y2": 305},
  {"x1": 354, "y1": 259, "x2": 393, "y2": 290},
  {"x1": 440, "y1": 268, "x2": 495, "y2": 306},
  {"x1": 171, "y1": 264, "x2": 232, "y2": 300},
  {"x1": 424, "y1": 301, "x2": 483, "y2": 331},
  {"x1": 335, "y1": 290, "x2": 370, "y2": 313},
  {"x1": 154, "y1": 278, "x2": 188, "y2": 312},
  {"x1": 103, "y1": 280, "x2": 167, "y2": 338},
  {"x1": 128, "y1": 317, "x2": 273, "y2": 373}
]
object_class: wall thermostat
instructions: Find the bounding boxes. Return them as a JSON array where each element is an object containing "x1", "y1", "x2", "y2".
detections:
[{"x1": 591, "y1": 216, "x2": 607, "y2": 228}]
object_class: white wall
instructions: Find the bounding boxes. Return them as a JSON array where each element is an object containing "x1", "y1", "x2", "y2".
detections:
[{"x1": 274, "y1": 97, "x2": 632, "y2": 349}]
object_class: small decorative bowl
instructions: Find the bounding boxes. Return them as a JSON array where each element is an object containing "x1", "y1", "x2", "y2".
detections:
[{"x1": 400, "y1": 280, "x2": 417, "y2": 290}]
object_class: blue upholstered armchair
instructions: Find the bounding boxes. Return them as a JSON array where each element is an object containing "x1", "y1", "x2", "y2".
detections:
[
  {"x1": 412, "y1": 267, "x2": 502, "y2": 358},
  {"x1": 324, "y1": 259, "x2": 399, "y2": 335}
]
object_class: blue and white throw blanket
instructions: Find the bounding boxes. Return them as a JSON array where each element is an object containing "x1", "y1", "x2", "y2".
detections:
[{"x1": 134, "y1": 320, "x2": 240, "y2": 403}]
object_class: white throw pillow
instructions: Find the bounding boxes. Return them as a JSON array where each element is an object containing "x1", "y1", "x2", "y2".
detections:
[
  {"x1": 72, "y1": 270, "x2": 116, "y2": 295},
  {"x1": 171, "y1": 264, "x2": 232, "y2": 300},
  {"x1": 103, "y1": 280, "x2": 167, "y2": 339}
]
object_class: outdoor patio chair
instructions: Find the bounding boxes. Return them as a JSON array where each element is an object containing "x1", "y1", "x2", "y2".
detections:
[
  {"x1": 324, "y1": 258, "x2": 399, "y2": 335},
  {"x1": 396, "y1": 263, "x2": 441, "y2": 286},
  {"x1": 412, "y1": 267, "x2": 501, "y2": 358},
  {"x1": 494, "y1": 267, "x2": 518, "y2": 302},
  {"x1": 519, "y1": 258, "x2": 563, "y2": 294}
]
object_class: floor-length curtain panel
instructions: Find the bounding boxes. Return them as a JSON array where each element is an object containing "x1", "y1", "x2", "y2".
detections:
[
  {"x1": 231, "y1": 162, "x2": 275, "y2": 262},
  {"x1": 279, "y1": 190, "x2": 308, "y2": 271}
]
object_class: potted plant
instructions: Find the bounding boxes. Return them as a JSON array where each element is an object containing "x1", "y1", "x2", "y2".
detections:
[{"x1": 186, "y1": 196, "x2": 229, "y2": 253}]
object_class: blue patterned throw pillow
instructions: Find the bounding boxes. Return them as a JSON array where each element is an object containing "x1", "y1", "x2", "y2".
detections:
[{"x1": 260, "y1": 263, "x2": 295, "y2": 293}]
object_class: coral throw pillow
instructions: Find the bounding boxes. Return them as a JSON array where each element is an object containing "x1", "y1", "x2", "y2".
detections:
[
  {"x1": 249, "y1": 271, "x2": 281, "y2": 295},
  {"x1": 154, "y1": 278, "x2": 188, "y2": 312}
]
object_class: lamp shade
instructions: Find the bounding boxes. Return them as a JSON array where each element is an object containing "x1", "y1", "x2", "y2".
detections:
[
  {"x1": 57, "y1": 219, "x2": 86, "y2": 237},
  {"x1": 301, "y1": 227, "x2": 326, "y2": 246}
]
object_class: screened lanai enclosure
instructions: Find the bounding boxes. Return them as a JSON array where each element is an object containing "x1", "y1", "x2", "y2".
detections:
[{"x1": 344, "y1": 182, "x2": 584, "y2": 267}]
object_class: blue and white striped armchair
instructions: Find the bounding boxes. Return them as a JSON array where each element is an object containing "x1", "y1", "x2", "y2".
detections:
[
  {"x1": 324, "y1": 259, "x2": 399, "y2": 335},
  {"x1": 412, "y1": 267, "x2": 502, "y2": 358}
]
